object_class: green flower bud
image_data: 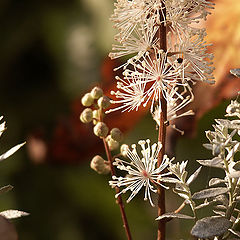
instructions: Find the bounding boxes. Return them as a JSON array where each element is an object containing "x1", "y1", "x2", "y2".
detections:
[
  {"x1": 93, "y1": 122, "x2": 109, "y2": 138},
  {"x1": 80, "y1": 108, "x2": 93, "y2": 123},
  {"x1": 91, "y1": 87, "x2": 103, "y2": 99},
  {"x1": 120, "y1": 144, "x2": 129, "y2": 157},
  {"x1": 90, "y1": 155, "x2": 110, "y2": 174},
  {"x1": 106, "y1": 135, "x2": 119, "y2": 151},
  {"x1": 98, "y1": 96, "x2": 111, "y2": 109},
  {"x1": 110, "y1": 128, "x2": 123, "y2": 142},
  {"x1": 81, "y1": 93, "x2": 94, "y2": 107}
]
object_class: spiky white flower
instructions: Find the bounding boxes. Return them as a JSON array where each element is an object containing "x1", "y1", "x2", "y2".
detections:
[
  {"x1": 165, "y1": 0, "x2": 214, "y2": 36},
  {"x1": 111, "y1": 0, "x2": 166, "y2": 42},
  {"x1": 109, "y1": 22, "x2": 159, "y2": 70},
  {"x1": 179, "y1": 34, "x2": 215, "y2": 83},
  {"x1": 109, "y1": 139, "x2": 171, "y2": 206},
  {"x1": 108, "y1": 50, "x2": 190, "y2": 114},
  {"x1": 106, "y1": 73, "x2": 146, "y2": 113},
  {"x1": 152, "y1": 85, "x2": 194, "y2": 134}
]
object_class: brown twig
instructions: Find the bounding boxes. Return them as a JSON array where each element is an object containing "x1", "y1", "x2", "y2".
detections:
[
  {"x1": 102, "y1": 138, "x2": 132, "y2": 240},
  {"x1": 157, "y1": 2, "x2": 167, "y2": 240}
]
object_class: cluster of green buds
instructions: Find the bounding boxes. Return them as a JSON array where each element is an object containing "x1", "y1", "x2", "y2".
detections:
[{"x1": 80, "y1": 86, "x2": 124, "y2": 174}]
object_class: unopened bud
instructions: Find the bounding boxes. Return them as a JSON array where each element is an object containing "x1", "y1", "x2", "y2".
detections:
[
  {"x1": 110, "y1": 128, "x2": 123, "y2": 142},
  {"x1": 98, "y1": 96, "x2": 111, "y2": 109},
  {"x1": 91, "y1": 87, "x2": 103, "y2": 99},
  {"x1": 120, "y1": 144, "x2": 129, "y2": 157},
  {"x1": 93, "y1": 109, "x2": 101, "y2": 125},
  {"x1": 106, "y1": 135, "x2": 119, "y2": 151},
  {"x1": 90, "y1": 155, "x2": 110, "y2": 174},
  {"x1": 80, "y1": 108, "x2": 93, "y2": 123},
  {"x1": 93, "y1": 122, "x2": 109, "y2": 138},
  {"x1": 81, "y1": 93, "x2": 94, "y2": 107}
]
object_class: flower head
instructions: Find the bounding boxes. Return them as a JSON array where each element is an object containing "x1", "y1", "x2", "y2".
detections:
[
  {"x1": 109, "y1": 139, "x2": 171, "y2": 206},
  {"x1": 152, "y1": 85, "x2": 194, "y2": 134}
]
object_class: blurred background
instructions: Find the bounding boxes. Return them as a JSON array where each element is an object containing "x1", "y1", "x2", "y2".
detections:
[{"x1": 0, "y1": 0, "x2": 239, "y2": 239}]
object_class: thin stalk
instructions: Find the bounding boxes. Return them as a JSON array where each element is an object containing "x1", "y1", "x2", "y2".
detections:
[
  {"x1": 157, "y1": 2, "x2": 167, "y2": 240},
  {"x1": 103, "y1": 138, "x2": 132, "y2": 240}
]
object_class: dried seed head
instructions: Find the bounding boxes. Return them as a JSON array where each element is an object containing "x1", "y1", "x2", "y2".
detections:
[
  {"x1": 93, "y1": 122, "x2": 109, "y2": 138},
  {"x1": 106, "y1": 135, "x2": 119, "y2": 151},
  {"x1": 98, "y1": 96, "x2": 111, "y2": 109},
  {"x1": 110, "y1": 128, "x2": 123, "y2": 142},
  {"x1": 81, "y1": 93, "x2": 94, "y2": 107},
  {"x1": 80, "y1": 108, "x2": 93, "y2": 123},
  {"x1": 120, "y1": 144, "x2": 129, "y2": 157},
  {"x1": 91, "y1": 87, "x2": 103, "y2": 99},
  {"x1": 90, "y1": 155, "x2": 110, "y2": 174}
]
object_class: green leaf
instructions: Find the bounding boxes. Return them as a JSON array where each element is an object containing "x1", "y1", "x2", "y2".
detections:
[
  {"x1": 0, "y1": 185, "x2": 13, "y2": 195},
  {"x1": 0, "y1": 210, "x2": 29, "y2": 219},
  {"x1": 192, "y1": 187, "x2": 228, "y2": 200},
  {"x1": 191, "y1": 216, "x2": 231, "y2": 238},
  {"x1": 197, "y1": 157, "x2": 224, "y2": 169},
  {"x1": 156, "y1": 212, "x2": 194, "y2": 221}
]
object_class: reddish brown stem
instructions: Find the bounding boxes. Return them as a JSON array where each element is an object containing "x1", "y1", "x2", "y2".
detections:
[
  {"x1": 157, "y1": 2, "x2": 167, "y2": 240},
  {"x1": 103, "y1": 138, "x2": 132, "y2": 240}
]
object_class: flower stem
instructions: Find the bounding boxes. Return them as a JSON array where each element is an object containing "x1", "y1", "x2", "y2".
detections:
[
  {"x1": 102, "y1": 138, "x2": 132, "y2": 240},
  {"x1": 157, "y1": 2, "x2": 167, "y2": 240}
]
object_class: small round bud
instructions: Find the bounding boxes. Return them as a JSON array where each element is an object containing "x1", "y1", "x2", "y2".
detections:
[
  {"x1": 98, "y1": 96, "x2": 111, "y2": 109},
  {"x1": 90, "y1": 155, "x2": 110, "y2": 174},
  {"x1": 106, "y1": 135, "x2": 119, "y2": 151},
  {"x1": 91, "y1": 87, "x2": 103, "y2": 99},
  {"x1": 81, "y1": 93, "x2": 94, "y2": 107},
  {"x1": 92, "y1": 110, "x2": 100, "y2": 125},
  {"x1": 120, "y1": 144, "x2": 129, "y2": 157},
  {"x1": 80, "y1": 108, "x2": 93, "y2": 123},
  {"x1": 93, "y1": 122, "x2": 109, "y2": 138},
  {"x1": 110, "y1": 128, "x2": 123, "y2": 142}
]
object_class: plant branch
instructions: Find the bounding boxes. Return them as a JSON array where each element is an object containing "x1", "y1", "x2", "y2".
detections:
[
  {"x1": 157, "y1": 2, "x2": 167, "y2": 240},
  {"x1": 102, "y1": 138, "x2": 132, "y2": 240}
]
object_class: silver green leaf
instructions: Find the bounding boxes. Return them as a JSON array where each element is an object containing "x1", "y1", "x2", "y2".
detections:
[
  {"x1": 173, "y1": 188, "x2": 190, "y2": 200},
  {"x1": 209, "y1": 178, "x2": 226, "y2": 187},
  {"x1": 197, "y1": 158, "x2": 224, "y2": 169},
  {"x1": 186, "y1": 167, "x2": 202, "y2": 185},
  {"x1": 0, "y1": 210, "x2": 29, "y2": 219},
  {"x1": 228, "y1": 229, "x2": 240, "y2": 237},
  {"x1": 156, "y1": 212, "x2": 194, "y2": 221},
  {"x1": 0, "y1": 185, "x2": 13, "y2": 195},
  {"x1": 192, "y1": 187, "x2": 228, "y2": 200},
  {"x1": 0, "y1": 143, "x2": 25, "y2": 162},
  {"x1": 233, "y1": 161, "x2": 240, "y2": 171},
  {"x1": 230, "y1": 68, "x2": 240, "y2": 78},
  {"x1": 191, "y1": 216, "x2": 231, "y2": 238},
  {"x1": 160, "y1": 177, "x2": 179, "y2": 184}
]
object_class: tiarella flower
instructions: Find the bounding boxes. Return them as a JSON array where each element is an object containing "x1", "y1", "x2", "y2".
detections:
[
  {"x1": 152, "y1": 85, "x2": 194, "y2": 134},
  {"x1": 109, "y1": 139, "x2": 171, "y2": 206}
]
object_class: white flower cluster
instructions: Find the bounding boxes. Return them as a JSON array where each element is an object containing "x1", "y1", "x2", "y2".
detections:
[
  {"x1": 109, "y1": 139, "x2": 172, "y2": 206},
  {"x1": 108, "y1": 0, "x2": 215, "y2": 126}
]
